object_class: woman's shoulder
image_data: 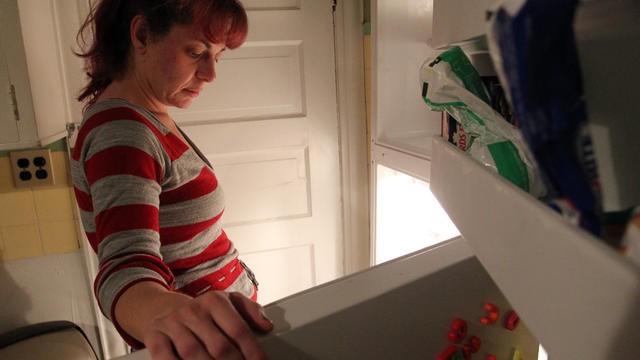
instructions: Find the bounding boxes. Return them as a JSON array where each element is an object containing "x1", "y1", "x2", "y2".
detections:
[
  {"x1": 74, "y1": 99, "x2": 170, "y2": 160},
  {"x1": 83, "y1": 99, "x2": 164, "y2": 130},
  {"x1": 79, "y1": 99, "x2": 172, "y2": 142}
]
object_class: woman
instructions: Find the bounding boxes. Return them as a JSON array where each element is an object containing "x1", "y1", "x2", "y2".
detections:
[{"x1": 72, "y1": 1, "x2": 273, "y2": 359}]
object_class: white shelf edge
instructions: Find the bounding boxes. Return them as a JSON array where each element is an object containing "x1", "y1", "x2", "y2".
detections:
[
  {"x1": 372, "y1": 143, "x2": 431, "y2": 182},
  {"x1": 430, "y1": 137, "x2": 640, "y2": 359}
]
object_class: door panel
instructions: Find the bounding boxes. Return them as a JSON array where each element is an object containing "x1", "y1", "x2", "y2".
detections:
[
  {"x1": 211, "y1": 146, "x2": 311, "y2": 225},
  {"x1": 240, "y1": 245, "x2": 315, "y2": 305},
  {"x1": 173, "y1": 0, "x2": 342, "y2": 305}
]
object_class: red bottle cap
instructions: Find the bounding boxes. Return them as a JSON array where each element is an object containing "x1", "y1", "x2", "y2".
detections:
[
  {"x1": 469, "y1": 336, "x2": 481, "y2": 352},
  {"x1": 504, "y1": 310, "x2": 520, "y2": 331},
  {"x1": 481, "y1": 303, "x2": 500, "y2": 325},
  {"x1": 448, "y1": 318, "x2": 468, "y2": 343}
]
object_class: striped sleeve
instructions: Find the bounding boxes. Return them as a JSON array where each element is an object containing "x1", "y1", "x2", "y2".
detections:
[{"x1": 74, "y1": 108, "x2": 175, "y2": 327}]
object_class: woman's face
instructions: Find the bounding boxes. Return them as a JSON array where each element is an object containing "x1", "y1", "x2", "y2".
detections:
[{"x1": 137, "y1": 23, "x2": 227, "y2": 111}]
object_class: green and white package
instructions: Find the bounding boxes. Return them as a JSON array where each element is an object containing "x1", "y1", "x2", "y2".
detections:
[{"x1": 420, "y1": 46, "x2": 546, "y2": 198}]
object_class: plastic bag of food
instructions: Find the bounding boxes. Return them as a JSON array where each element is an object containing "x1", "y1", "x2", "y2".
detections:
[
  {"x1": 486, "y1": 0, "x2": 602, "y2": 235},
  {"x1": 420, "y1": 46, "x2": 546, "y2": 199}
]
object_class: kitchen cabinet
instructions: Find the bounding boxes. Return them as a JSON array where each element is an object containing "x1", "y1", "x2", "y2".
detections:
[
  {"x1": 0, "y1": 0, "x2": 37, "y2": 148},
  {"x1": 0, "y1": 46, "x2": 21, "y2": 144},
  {"x1": 0, "y1": 0, "x2": 88, "y2": 150}
]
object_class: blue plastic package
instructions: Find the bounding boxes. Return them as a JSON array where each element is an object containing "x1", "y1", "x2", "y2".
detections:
[{"x1": 487, "y1": 0, "x2": 602, "y2": 235}]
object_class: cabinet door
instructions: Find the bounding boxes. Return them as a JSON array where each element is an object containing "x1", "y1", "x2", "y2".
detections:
[
  {"x1": 0, "y1": 41, "x2": 19, "y2": 144},
  {"x1": 0, "y1": 0, "x2": 37, "y2": 149},
  {"x1": 17, "y1": 0, "x2": 70, "y2": 146},
  {"x1": 0, "y1": 0, "x2": 88, "y2": 150}
]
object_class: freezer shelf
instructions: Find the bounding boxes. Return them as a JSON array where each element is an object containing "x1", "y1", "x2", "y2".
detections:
[
  {"x1": 116, "y1": 237, "x2": 538, "y2": 360},
  {"x1": 430, "y1": 137, "x2": 640, "y2": 359}
]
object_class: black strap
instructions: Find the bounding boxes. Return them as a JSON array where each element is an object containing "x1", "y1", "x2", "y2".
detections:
[{"x1": 177, "y1": 126, "x2": 214, "y2": 169}]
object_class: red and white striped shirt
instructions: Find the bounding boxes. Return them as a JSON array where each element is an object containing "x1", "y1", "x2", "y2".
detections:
[{"x1": 71, "y1": 99, "x2": 256, "y2": 348}]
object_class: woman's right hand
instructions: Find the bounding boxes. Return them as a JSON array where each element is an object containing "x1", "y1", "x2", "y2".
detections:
[{"x1": 116, "y1": 282, "x2": 273, "y2": 360}]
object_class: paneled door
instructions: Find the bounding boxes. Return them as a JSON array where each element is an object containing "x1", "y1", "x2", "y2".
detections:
[{"x1": 171, "y1": 0, "x2": 343, "y2": 304}]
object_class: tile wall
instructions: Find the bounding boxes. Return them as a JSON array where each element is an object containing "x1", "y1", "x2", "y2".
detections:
[{"x1": 0, "y1": 143, "x2": 81, "y2": 261}]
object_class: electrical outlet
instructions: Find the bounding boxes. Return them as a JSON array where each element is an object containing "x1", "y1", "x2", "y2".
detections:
[{"x1": 9, "y1": 149, "x2": 56, "y2": 188}]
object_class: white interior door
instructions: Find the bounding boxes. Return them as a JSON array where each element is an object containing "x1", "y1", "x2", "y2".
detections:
[{"x1": 171, "y1": 0, "x2": 343, "y2": 304}]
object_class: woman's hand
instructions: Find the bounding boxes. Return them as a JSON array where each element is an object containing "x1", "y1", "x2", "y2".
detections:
[{"x1": 115, "y1": 282, "x2": 273, "y2": 359}]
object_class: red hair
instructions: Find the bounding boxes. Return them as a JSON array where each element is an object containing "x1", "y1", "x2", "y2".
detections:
[
  {"x1": 190, "y1": 0, "x2": 247, "y2": 50},
  {"x1": 76, "y1": 0, "x2": 248, "y2": 107}
]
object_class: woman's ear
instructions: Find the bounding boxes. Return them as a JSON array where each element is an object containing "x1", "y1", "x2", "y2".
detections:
[{"x1": 130, "y1": 15, "x2": 150, "y2": 53}]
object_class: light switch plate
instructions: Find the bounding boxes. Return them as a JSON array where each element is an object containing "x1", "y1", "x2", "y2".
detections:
[{"x1": 9, "y1": 149, "x2": 56, "y2": 188}]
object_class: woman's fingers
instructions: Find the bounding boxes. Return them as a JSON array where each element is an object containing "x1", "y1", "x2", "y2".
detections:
[
  {"x1": 142, "y1": 291, "x2": 271, "y2": 360},
  {"x1": 198, "y1": 291, "x2": 269, "y2": 360},
  {"x1": 144, "y1": 329, "x2": 179, "y2": 360},
  {"x1": 228, "y1": 292, "x2": 274, "y2": 333},
  {"x1": 146, "y1": 314, "x2": 214, "y2": 360},
  {"x1": 176, "y1": 301, "x2": 243, "y2": 360}
]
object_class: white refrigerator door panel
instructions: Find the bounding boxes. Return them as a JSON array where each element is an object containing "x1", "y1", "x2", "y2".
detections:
[
  {"x1": 431, "y1": 137, "x2": 640, "y2": 359},
  {"x1": 116, "y1": 238, "x2": 538, "y2": 359}
]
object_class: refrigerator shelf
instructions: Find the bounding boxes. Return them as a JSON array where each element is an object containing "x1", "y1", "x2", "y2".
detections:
[
  {"x1": 372, "y1": 143, "x2": 431, "y2": 183},
  {"x1": 430, "y1": 137, "x2": 640, "y2": 359}
]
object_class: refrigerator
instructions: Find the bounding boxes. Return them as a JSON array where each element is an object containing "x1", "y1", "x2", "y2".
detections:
[
  {"x1": 261, "y1": 0, "x2": 639, "y2": 359},
  {"x1": 120, "y1": 1, "x2": 640, "y2": 359}
]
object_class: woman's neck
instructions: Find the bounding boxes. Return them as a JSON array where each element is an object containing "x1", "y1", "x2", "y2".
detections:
[
  {"x1": 96, "y1": 78, "x2": 192, "y2": 149},
  {"x1": 98, "y1": 77, "x2": 172, "y2": 126}
]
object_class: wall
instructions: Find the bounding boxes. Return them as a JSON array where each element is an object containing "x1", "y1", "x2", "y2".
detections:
[
  {"x1": 0, "y1": 249, "x2": 100, "y2": 354},
  {"x1": 0, "y1": 139, "x2": 101, "y2": 355},
  {"x1": 0, "y1": 139, "x2": 81, "y2": 260}
]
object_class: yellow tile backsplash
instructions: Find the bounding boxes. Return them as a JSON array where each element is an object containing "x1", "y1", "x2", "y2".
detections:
[
  {"x1": 0, "y1": 157, "x2": 13, "y2": 192},
  {"x1": 41, "y1": 220, "x2": 81, "y2": 255},
  {"x1": 34, "y1": 187, "x2": 75, "y2": 222},
  {"x1": 2, "y1": 224, "x2": 43, "y2": 260},
  {"x1": 0, "y1": 191, "x2": 37, "y2": 226},
  {"x1": 51, "y1": 151, "x2": 71, "y2": 187},
  {"x1": 0, "y1": 147, "x2": 80, "y2": 261}
]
